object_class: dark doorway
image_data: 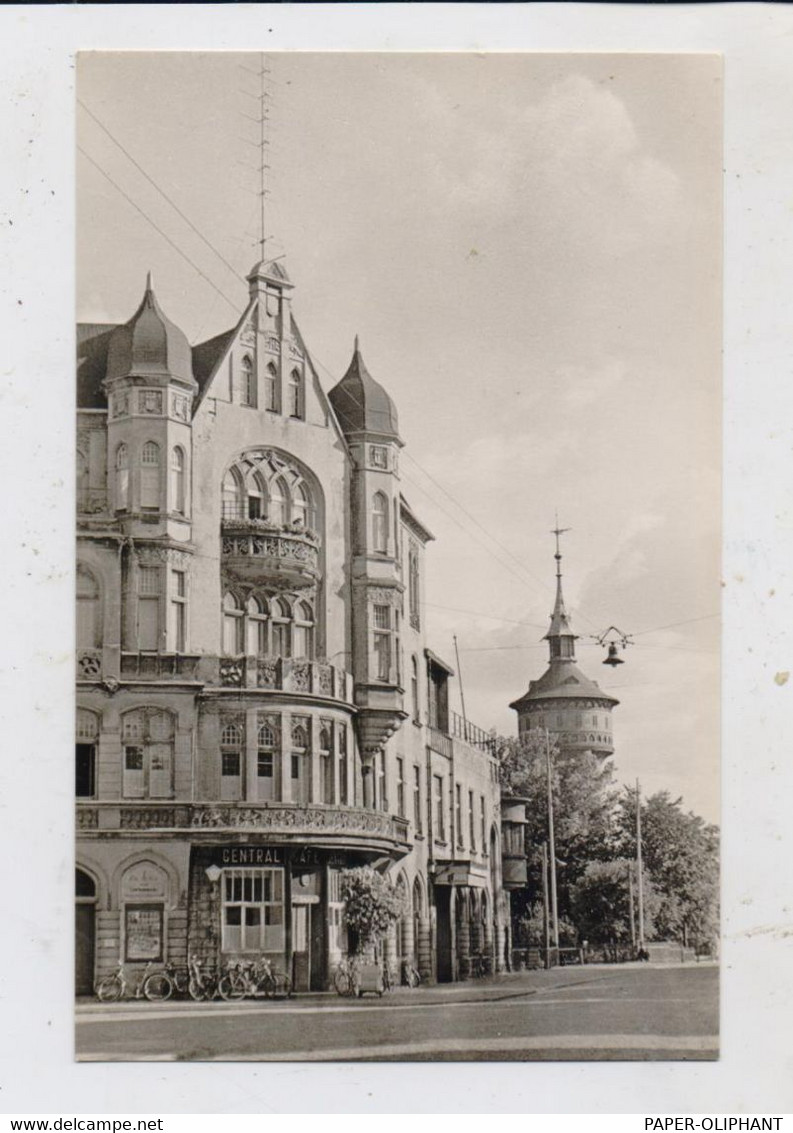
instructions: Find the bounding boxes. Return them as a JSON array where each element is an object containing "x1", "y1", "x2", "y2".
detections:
[
  {"x1": 76, "y1": 744, "x2": 95, "y2": 797},
  {"x1": 435, "y1": 887, "x2": 453, "y2": 982},
  {"x1": 75, "y1": 869, "x2": 96, "y2": 996}
]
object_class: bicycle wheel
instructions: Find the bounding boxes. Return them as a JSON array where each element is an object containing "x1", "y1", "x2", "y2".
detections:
[
  {"x1": 273, "y1": 972, "x2": 292, "y2": 999},
  {"x1": 188, "y1": 977, "x2": 206, "y2": 1002},
  {"x1": 218, "y1": 973, "x2": 246, "y2": 1001},
  {"x1": 144, "y1": 972, "x2": 173, "y2": 1002},
  {"x1": 96, "y1": 975, "x2": 122, "y2": 1002},
  {"x1": 408, "y1": 966, "x2": 421, "y2": 989}
]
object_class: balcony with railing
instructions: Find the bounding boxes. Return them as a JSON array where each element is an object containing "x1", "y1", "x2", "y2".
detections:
[
  {"x1": 427, "y1": 710, "x2": 496, "y2": 759},
  {"x1": 220, "y1": 507, "x2": 321, "y2": 589},
  {"x1": 76, "y1": 800, "x2": 411, "y2": 853}
]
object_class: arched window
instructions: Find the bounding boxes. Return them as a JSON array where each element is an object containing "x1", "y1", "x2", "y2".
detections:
[
  {"x1": 222, "y1": 468, "x2": 243, "y2": 521},
  {"x1": 170, "y1": 447, "x2": 186, "y2": 515},
  {"x1": 115, "y1": 443, "x2": 129, "y2": 511},
  {"x1": 222, "y1": 592, "x2": 245, "y2": 655},
  {"x1": 293, "y1": 483, "x2": 310, "y2": 530},
  {"x1": 372, "y1": 492, "x2": 389, "y2": 553},
  {"x1": 246, "y1": 471, "x2": 266, "y2": 520},
  {"x1": 293, "y1": 600, "x2": 314, "y2": 659},
  {"x1": 269, "y1": 477, "x2": 287, "y2": 526},
  {"x1": 121, "y1": 708, "x2": 174, "y2": 798},
  {"x1": 319, "y1": 722, "x2": 333, "y2": 804},
  {"x1": 288, "y1": 370, "x2": 303, "y2": 419},
  {"x1": 220, "y1": 719, "x2": 243, "y2": 800},
  {"x1": 76, "y1": 565, "x2": 101, "y2": 649},
  {"x1": 265, "y1": 362, "x2": 278, "y2": 412},
  {"x1": 257, "y1": 717, "x2": 277, "y2": 800},
  {"x1": 270, "y1": 597, "x2": 291, "y2": 657},
  {"x1": 246, "y1": 594, "x2": 268, "y2": 655},
  {"x1": 239, "y1": 355, "x2": 255, "y2": 407},
  {"x1": 140, "y1": 441, "x2": 160, "y2": 510},
  {"x1": 290, "y1": 716, "x2": 310, "y2": 804}
]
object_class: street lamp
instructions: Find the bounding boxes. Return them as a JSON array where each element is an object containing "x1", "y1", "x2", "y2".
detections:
[{"x1": 204, "y1": 864, "x2": 222, "y2": 973}]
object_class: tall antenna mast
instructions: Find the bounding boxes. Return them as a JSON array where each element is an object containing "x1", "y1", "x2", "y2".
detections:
[{"x1": 258, "y1": 52, "x2": 270, "y2": 262}]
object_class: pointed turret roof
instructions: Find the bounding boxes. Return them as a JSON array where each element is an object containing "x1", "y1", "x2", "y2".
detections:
[
  {"x1": 328, "y1": 338, "x2": 401, "y2": 441},
  {"x1": 105, "y1": 273, "x2": 195, "y2": 386}
]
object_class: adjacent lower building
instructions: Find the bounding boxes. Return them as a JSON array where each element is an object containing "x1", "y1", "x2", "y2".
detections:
[{"x1": 76, "y1": 262, "x2": 508, "y2": 995}]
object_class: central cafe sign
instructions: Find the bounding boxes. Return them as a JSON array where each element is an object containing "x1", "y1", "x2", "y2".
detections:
[{"x1": 209, "y1": 846, "x2": 347, "y2": 868}]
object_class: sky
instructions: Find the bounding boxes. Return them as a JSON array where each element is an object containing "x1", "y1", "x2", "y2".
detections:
[{"x1": 77, "y1": 52, "x2": 721, "y2": 823}]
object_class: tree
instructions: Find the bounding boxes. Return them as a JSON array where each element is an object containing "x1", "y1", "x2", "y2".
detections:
[
  {"x1": 495, "y1": 729, "x2": 619, "y2": 924},
  {"x1": 616, "y1": 788, "x2": 719, "y2": 949},
  {"x1": 570, "y1": 858, "x2": 660, "y2": 954},
  {"x1": 339, "y1": 867, "x2": 406, "y2": 954}
]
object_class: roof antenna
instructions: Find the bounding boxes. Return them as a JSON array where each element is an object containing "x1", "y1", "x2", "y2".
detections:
[{"x1": 258, "y1": 52, "x2": 270, "y2": 264}]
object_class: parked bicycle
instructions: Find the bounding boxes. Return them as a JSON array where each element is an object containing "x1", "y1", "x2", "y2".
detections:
[
  {"x1": 187, "y1": 954, "x2": 218, "y2": 1001},
  {"x1": 332, "y1": 954, "x2": 362, "y2": 996},
  {"x1": 218, "y1": 957, "x2": 292, "y2": 1001},
  {"x1": 401, "y1": 959, "x2": 421, "y2": 988},
  {"x1": 95, "y1": 961, "x2": 172, "y2": 1003}
]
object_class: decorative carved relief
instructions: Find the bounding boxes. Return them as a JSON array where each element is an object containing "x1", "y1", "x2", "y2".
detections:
[
  {"x1": 367, "y1": 587, "x2": 400, "y2": 607},
  {"x1": 171, "y1": 393, "x2": 189, "y2": 421},
  {"x1": 289, "y1": 339, "x2": 303, "y2": 360},
  {"x1": 76, "y1": 807, "x2": 98, "y2": 829},
  {"x1": 190, "y1": 804, "x2": 400, "y2": 838},
  {"x1": 369, "y1": 445, "x2": 388, "y2": 469},
  {"x1": 135, "y1": 546, "x2": 192, "y2": 568},
  {"x1": 139, "y1": 390, "x2": 164, "y2": 415},
  {"x1": 111, "y1": 393, "x2": 130, "y2": 419},
  {"x1": 120, "y1": 808, "x2": 176, "y2": 830},
  {"x1": 240, "y1": 321, "x2": 257, "y2": 347},
  {"x1": 317, "y1": 664, "x2": 333, "y2": 697},
  {"x1": 291, "y1": 662, "x2": 310, "y2": 692},
  {"x1": 76, "y1": 650, "x2": 101, "y2": 679},
  {"x1": 265, "y1": 335, "x2": 280, "y2": 354},
  {"x1": 220, "y1": 659, "x2": 244, "y2": 687},
  {"x1": 257, "y1": 659, "x2": 278, "y2": 688}
]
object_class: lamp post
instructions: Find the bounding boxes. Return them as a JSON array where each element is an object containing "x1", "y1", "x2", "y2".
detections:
[
  {"x1": 205, "y1": 863, "x2": 222, "y2": 974},
  {"x1": 545, "y1": 729, "x2": 560, "y2": 957}
]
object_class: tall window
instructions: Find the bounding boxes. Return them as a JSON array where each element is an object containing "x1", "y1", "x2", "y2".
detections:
[
  {"x1": 293, "y1": 601, "x2": 314, "y2": 659},
  {"x1": 338, "y1": 725, "x2": 349, "y2": 806},
  {"x1": 222, "y1": 592, "x2": 244, "y2": 655},
  {"x1": 265, "y1": 362, "x2": 278, "y2": 412},
  {"x1": 455, "y1": 784, "x2": 464, "y2": 848},
  {"x1": 288, "y1": 370, "x2": 303, "y2": 419},
  {"x1": 373, "y1": 604, "x2": 392, "y2": 681},
  {"x1": 76, "y1": 708, "x2": 98, "y2": 798},
  {"x1": 221, "y1": 453, "x2": 314, "y2": 530},
  {"x1": 222, "y1": 868, "x2": 284, "y2": 953},
  {"x1": 434, "y1": 775, "x2": 445, "y2": 841},
  {"x1": 319, "y1": 723, "x2": 333, "y2": 804},
  {"x1": 293, "y1": 484, "x2": 310, "y2": 529},
  {"x1": 411, "y1": 655, "x2": 419, "y2": 722},
  {"x1": 170, "y1": 447, "x2": 186, "y2": 514},
  {"x1": 220, "y1": 720, "x2": 243, "y2": 801},
  {"x1": 76, "y1": 565, "x2": 101, "y2": 649},
  {"x1": 137, "y1": 565, "x2": 161, "y2": 651},
  {"x1": 395, "y1": 757, "x2": 405, "y2": 819},
  {"x1": 372, "y1": 492, "x2": 389, "y2": 553},
  {"x1": 270, "y1": 477, "x2": 287, "y2": 526},
  {"x1": 480, "y1": 796, "x2": 486, "y2": 855},
  {"x1": 257, "y1": 717, "x2": 278, "y2": 802},
  {"x1": 169, "y1": 569, "x2": 187, "y2": 652},
  {"x1": 238, "y1": 355, "x2": 256, "y2": 407},
  {"x1": 271, "y1": 597, "x2": 291, "y2": 657},
  {"x1": 409, "y1": 545, "x2": 420, "y2": 628},
  {"x1": 222, "y1": 469, "x2": 243, "y2": 520},
  {"x1": 115, "y1": 443, "x2": 129, "y2": 511},
  {"x1": 246, "y1": 595, "x2": 268, "y2": 655},
  {"x1": 140, "y1": 441, "x2": 160, "y2": 510},
  {"x1": 413, "y1": 766, "x2": 422, "y2": 834},
  {"x1": 122, "y1": 708, "x2": 174, "y2": 798},
  {"x1": 468, "y1": 789, "x2": 476, "y2": 851},
  {"x1": 290, "y1": 718, "x2": 309, "y2": 804}
]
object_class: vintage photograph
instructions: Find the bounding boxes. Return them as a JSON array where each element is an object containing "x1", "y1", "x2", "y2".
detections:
[{"x1": 74, "y1": 51, "x2": 721, "y2": 1062}]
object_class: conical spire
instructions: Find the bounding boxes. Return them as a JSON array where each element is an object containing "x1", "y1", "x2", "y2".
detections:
[{"x1": 544, "y1": 521, "x2": 577, "y2": 661}]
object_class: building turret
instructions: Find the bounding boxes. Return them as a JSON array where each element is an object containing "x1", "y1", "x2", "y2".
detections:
[
  {"x1": 510, "y1": 532, "x2": 618, "y2": 759},
  {"x1": 329, "y1": 341, "x2": 406, "y2": 797}
]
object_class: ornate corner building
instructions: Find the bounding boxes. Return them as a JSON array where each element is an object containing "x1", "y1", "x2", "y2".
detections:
[{"x1": 75, "y1": 260, "x2": 509, "y2": 995}]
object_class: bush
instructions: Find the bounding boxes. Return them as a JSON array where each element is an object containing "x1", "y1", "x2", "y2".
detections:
[{"x1": 339, "y1": 867, "x2": 406, "y2": 951}]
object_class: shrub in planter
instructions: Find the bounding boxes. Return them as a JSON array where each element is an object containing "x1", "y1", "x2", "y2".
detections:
[{"x1": 339, "y1": 867, "x2": 406, "y2": 954}]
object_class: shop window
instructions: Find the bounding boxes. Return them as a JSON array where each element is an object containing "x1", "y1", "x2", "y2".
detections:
[
  {"x1": 327, "y1": 870, "x2": 348, "y2": 956},
  {"x1": 222, "y1": 868, "x2": 284, "y2": 953},
  {"x1": 76, "y1": 565, "x2": 101, "y2": 650},
  {"x1": 121, "y1": 709, "x2": 174, "y2": 798},
  {"x1": 140, "y1": 441, "x2": 161, "y2": 511},
  {"x1": 220, "y1": 720, "x2": 243, "y2": 801}
]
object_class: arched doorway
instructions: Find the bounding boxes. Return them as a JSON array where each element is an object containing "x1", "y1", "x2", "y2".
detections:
[{"x1": 75, "y1": 868, "x2": 96, "y2": 996}]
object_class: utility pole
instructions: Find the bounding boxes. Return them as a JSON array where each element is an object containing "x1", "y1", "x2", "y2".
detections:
[
  {"x1": 545, "y1": 729, "x2": 560, "y2": 955},
  {"x1": 453, "y1": 634, "x2": 468, "y2": 743},
  {"x1": 541, "y1": 840, "x2": 551, "y2": 970},
  {"x1": 636, "y1": 778, "x2": 645, "y2": 951},
  {"x1": 627, "y1": 860, "x2": 636, "y2": 950}
]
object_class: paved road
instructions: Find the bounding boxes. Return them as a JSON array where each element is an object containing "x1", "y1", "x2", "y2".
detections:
[{"x1": 76, "y1": 963, "x2": 718, "y2": 1062}]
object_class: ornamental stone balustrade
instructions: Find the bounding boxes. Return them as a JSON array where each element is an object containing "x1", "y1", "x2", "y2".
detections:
[
  {"x1": 216, "y1": 656, "x2": 353, "y2": 702},
  {"x1": 76, "y1": 801, "x2": 410, "y2": 852},
  {"x1": 220, "y1": 519, "x2": 321, "y2": 588}
]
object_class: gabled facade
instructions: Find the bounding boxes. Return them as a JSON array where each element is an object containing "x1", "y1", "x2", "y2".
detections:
[{"x1": 76, "y1": 261, "x2": 508, "y2": 996}]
